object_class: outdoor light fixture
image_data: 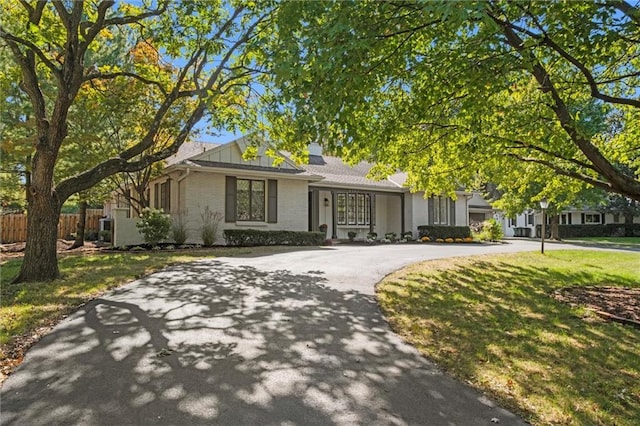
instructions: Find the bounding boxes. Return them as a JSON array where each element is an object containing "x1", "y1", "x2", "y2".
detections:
[
  {"x1": 324, "y1": 198, "x2": 330, "y2": 207},
  {"x1": 539, "y1": 198, "x2": 548, "y2": 254}
]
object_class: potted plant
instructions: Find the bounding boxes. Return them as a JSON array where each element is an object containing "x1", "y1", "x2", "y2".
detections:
[
  {"x1": 347, "y1": 231, "x2": 357, "y2": 241},
  {"x1": 319, "y1": 224, "x2": 328, "y2": 233}
]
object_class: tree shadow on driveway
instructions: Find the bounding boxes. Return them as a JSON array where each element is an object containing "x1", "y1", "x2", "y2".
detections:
[{"x1": 2, "y1": 260, "x2": 524, "y2": 425}]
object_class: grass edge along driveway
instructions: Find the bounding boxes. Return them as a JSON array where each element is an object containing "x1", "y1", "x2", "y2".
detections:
[{"x1": 376, "y1": 250, "x2": 640, "y2": 426}]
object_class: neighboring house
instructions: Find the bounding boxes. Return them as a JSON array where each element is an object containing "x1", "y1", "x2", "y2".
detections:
[
  {"x1": 111, "y1": 137, "x2": 480, "y2": 246},
  {"x1": 498, "y1": 207, "x2": 640, "y2": 238}
]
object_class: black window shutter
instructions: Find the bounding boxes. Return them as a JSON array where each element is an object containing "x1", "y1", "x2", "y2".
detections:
[
  {"x1": 449, "y1": 198, "x2": 456, "y2": 226},
  {"x1": 601, "y1": 213, "x2": 605, "y2": 224},
  {"x1": 568, "y1": 213, "x2": 572, "y2": 224},
  {"x1": 154, "y1": 183, "x2": 159, "y2": 209},
  {"x1": 371, "y1": 194, "x2": 376, "y2": 225},
  {"x1": 165, "y1": 180, "x2": 171, "y2": 212},
  {"x1": 581, "y1": 213, "x2": 585, "y2": 224},
  {"x1": 267, "y1": 179, "x2": 278, "y2": 223},
  {"x1": 225, "y1": 176, "x2": 237, "y2": 222},
  {"x1": 428, "y1": 197, "x2": 434, "y2": 225}
]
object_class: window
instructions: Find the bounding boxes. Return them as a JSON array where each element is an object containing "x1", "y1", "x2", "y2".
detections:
[
  {"x1": 236, "y1": 179, "x2": 264, "y2": 221},
  {"x1": 347, "y1": 193, "x2": 356, "y2": 225},
  {"x1": 159, "y1": 180, "x2": 170, "y2": 212},
  {"x1": 433, "y1": 196, "x2": 449, "y2": 225},
  {"x1": 336, "y1": 192, "x2": 372, "y2": 226},
  {"x1": 508, "y1": 217, "x2": 516, "y2": 227},
  {"x1": 613, "y1": 213, "x2": 620, "y2": 223},
  {"x1": 584, "y1": 213, "x2": 601, "y2": 224},
  {"x1": 527, "y1": 213, "x2": 534, "y2": 225}
]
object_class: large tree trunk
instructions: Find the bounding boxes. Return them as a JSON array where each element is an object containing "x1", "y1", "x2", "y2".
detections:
[
  {"x1": 13, "y1": 193, "x2": 62, "y2": 283},
  {"x1": 13, "y1": 144, "x2": 64, "y2": 283},
  {"x1": 71, "y1": 199, "x2": 87, "y2": 249}
]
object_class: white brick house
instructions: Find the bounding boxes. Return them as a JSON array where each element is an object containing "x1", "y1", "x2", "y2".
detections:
[{"x1": 112, "y1": 138, "x2": 475, "y2": 246}]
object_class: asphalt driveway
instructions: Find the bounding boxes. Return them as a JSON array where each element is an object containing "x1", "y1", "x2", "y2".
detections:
[{"x1": 2, "y1": 240, "x2": 576, "y2": 425}]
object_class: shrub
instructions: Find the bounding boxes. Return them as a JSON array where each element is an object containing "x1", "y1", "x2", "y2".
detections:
[
  {"x1": 348, "y1": 231, "x2": 357, "y2": 241},
  {"x1": 367, "y1": 232, "x2": 378, "y2": 240},
  {"x1": 474, "y1": 218, "x2": 504, "y2": 241},
  {"x1": 223, "y1": 229, "x2": 325, "y2": 246},
  {"x1": 99, "y1": 230, "x2": 111, "y2": 243},
  {"x1": 136, "y1": 208, "x2": 171, "y2": 246},
  {"x1": 171, "y1": 210, "x2": 189, "y2": 245},
  {"x1": 417, "y1": 225, "x2": 471, "y2": 240},
  {"x1": 402, "y1": 231, "x2": 413, "y2": 240},
  {"x1": 200, "y1": 207, "x2": 223, "y2": 247},
  {"x1": 535, "y1": 223, "x2": 640, "y2": 238},
  {"x1": 385, "y1": 232, "x2": 397, "y2": 241}
]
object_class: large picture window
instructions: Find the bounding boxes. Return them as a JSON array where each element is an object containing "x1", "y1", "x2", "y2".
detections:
[
  {"x1": 433, "y1": 196, "x2": 448, "y2": 225},
  {"x1": 237, "y1": 179, "x2": 265, "y2": 221},
  {"x1": 584, "y1": 213, "x2": 601, "y2": 224},
  {"x1": 337, "y1": 192, "x2": 371, "y2": 226}
]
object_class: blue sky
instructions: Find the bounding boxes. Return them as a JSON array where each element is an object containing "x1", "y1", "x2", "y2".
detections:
[{"x1": 196, "y1": 126, "x2": 242, "y2": 144}]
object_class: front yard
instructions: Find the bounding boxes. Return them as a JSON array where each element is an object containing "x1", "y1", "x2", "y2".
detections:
[{"x1": 377, "y1": 250, "x2": 640, "y2": 425}]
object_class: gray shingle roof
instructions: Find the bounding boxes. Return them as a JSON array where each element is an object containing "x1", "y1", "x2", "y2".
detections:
[
  {"x1": 302, "y1": 155, "x2": 404, "y2": 190},
  {"x1": 166, "y1": 142, "x2": 219, "y2": 166},
  {"x1": 187, "y1": 159, "x2": 317, "y2": 176}
]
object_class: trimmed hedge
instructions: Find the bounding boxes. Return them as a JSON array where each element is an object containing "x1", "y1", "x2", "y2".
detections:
[
  {"x1": 536, "y1": 223, "x2": 640, "y2": 238},
  {"x1": 223, "y1": 229, "x2": 325, "y2": 246},
  {"x1": 417, "y1": 225, "x2": 471, "y2": 239}
]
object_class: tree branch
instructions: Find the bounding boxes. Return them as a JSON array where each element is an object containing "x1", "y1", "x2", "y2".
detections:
[
  {"x1": 509, "y1": 154, "x2": 631, "y2": 197},
  {"x1": 489, "y1": 8, "x2": 640, "y2": 199},
  {"x1": 103, "y1": 0, "x2": 168, "y2": 27},
  {"x1": 493, "y1": 12, "x2": 640, "y2": 109},
  {"x1": 83, "y1": 71, "x2": 168, "y2": 95},
  {"x1": 0, "y1": 29, "x2": 63, "y2": 81},
  {"x1": 606, "y1": 0, "x2": 640, "y2": 25}
]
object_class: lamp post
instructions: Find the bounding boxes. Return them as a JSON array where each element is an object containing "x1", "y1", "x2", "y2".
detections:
[{"x1": 539, "y1": 198, "x2": 548, "y2": 254}]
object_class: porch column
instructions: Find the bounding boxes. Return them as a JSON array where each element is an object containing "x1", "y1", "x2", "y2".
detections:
[
  {"x1": 400, "y1": 193, "x2": 406, "y2": 235},
  {"x1": 369, "y1": 192, "x2": 374, "y2": 234},
  {"x1": 331, "y1": 191, "x2": 338, "y2": 239},
  {"x1": 309, "y1": 189, "x2": 320, "y2": 231}
]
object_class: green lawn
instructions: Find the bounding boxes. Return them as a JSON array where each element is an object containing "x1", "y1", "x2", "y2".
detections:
[
  {"x1": 377, "y1": 250, "x2": 640, "y2": 425},
  {"x1": 565, "y1": 236, "x2": 640, "y2": 246},
  {"x1": 0, "y1": 248, "x2": 256, "y2": 362}
]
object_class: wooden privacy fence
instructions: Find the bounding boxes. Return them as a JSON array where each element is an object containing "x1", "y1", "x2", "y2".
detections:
[{"x1": 1, "y1": 209, "x2": 104, "y2": 243}]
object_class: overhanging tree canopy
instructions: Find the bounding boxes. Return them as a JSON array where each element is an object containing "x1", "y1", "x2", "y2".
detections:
[
  {"x1": 1, "y1": 0, "x2": 272, "y2": 282},
  {"x1": 267, "y1": 0, "x2": 640, "y2": 202}
]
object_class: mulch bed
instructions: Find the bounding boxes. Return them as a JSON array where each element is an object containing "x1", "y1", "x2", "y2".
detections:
[
  {"x1": 552, "y1": 286, "x2": 640, "y2": 327},
  {"x1": 0, "y1": 239, "x2": 103, "y2": 261}
]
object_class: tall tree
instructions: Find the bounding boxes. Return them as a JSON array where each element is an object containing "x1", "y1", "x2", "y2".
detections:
[
  {"x1": 1, "y1": 1, "x2": 271, "y2": 282},
  {"x1": 266, "y1": 1, "x2": 640, "y2": 201}
]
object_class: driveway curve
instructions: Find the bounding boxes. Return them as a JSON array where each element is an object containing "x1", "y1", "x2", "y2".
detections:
[{"x1": 2, "y1": 240, "x2": 582, "y2": 425}]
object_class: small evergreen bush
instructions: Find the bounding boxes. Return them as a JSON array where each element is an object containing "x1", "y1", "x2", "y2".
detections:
[{"x1": 136, "y1": 208, "x2": 171, "y2": 246}]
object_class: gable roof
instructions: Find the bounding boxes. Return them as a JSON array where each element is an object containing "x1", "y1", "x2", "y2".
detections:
[{"x1": 166, "y1": 141, "x2": 219, "y2": 166}]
